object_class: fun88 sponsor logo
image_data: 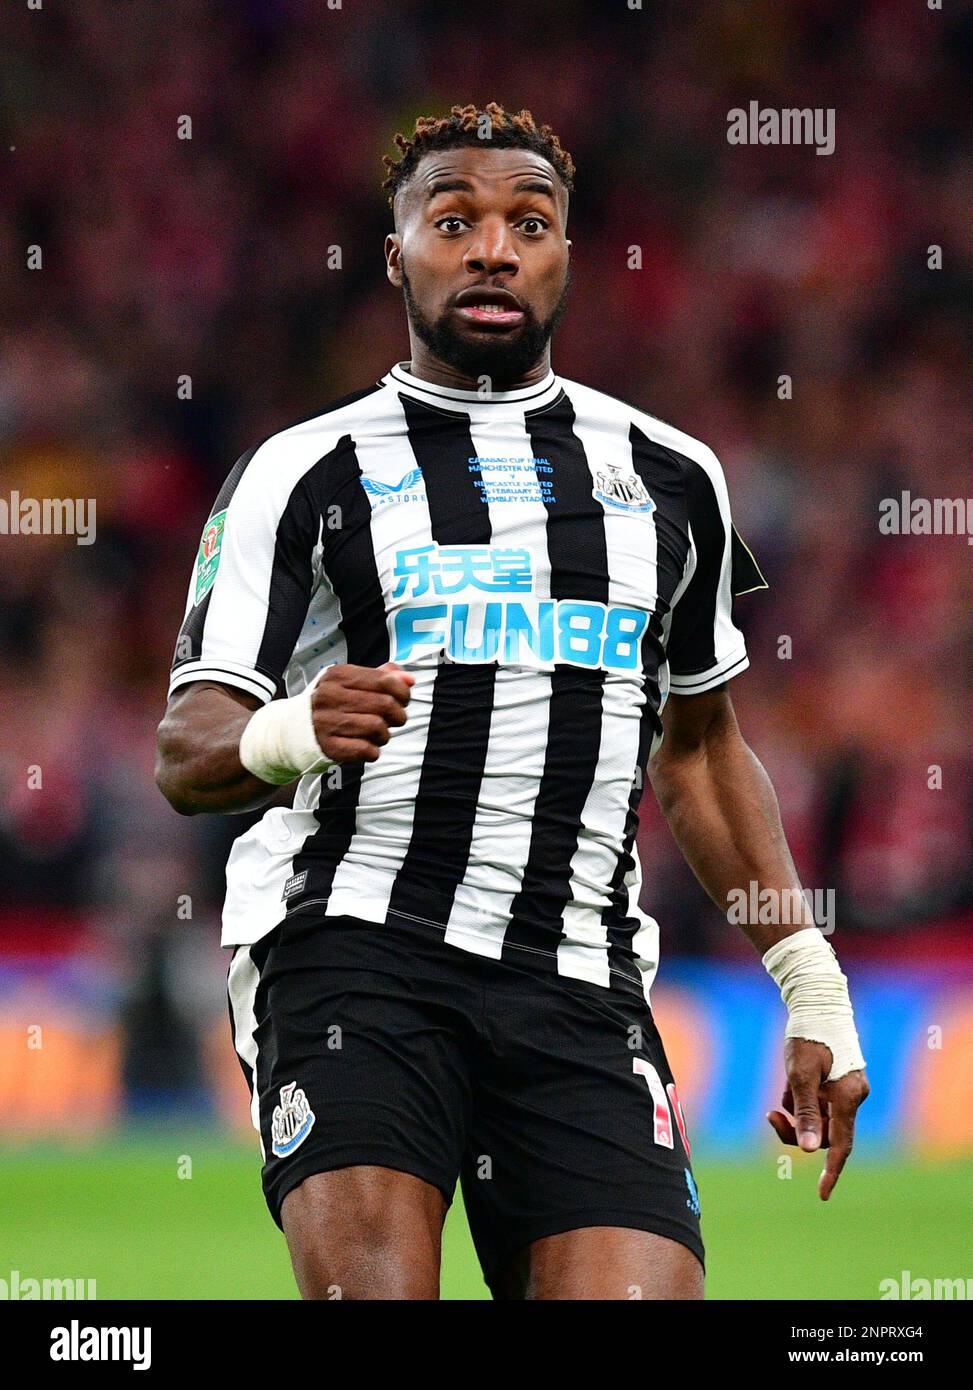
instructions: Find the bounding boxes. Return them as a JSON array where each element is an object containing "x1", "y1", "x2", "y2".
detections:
[{"x1": 389, "y1": 544, "x2": 647, "y2": 672}]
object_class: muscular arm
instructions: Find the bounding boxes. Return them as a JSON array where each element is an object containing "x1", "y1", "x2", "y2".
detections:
[
  {"x1": 649, "y1": 684, "x2": 868, "y2": 1195},
  {"x1": 648, "y1": 685, "x2": 810, "y2": 954},
  {"x1": 155, "y1": 682, "x2": 282, "y2": 816},
  {"x1": 155, "y1": 664, "x2": 414, "y2": 818}
]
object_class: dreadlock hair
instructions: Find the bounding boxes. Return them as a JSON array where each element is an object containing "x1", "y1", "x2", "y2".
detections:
[{"x1": 382, "y1": 102, "x2": 575, "y2": 208}]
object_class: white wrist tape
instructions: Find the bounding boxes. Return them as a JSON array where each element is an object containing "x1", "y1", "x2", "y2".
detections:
[
  {"x1": 238, "y1": 673, "x2": 334, "y2": 786},
  {"x1": 762, "y1": 927, "x2": 866, "y2": 1082}
]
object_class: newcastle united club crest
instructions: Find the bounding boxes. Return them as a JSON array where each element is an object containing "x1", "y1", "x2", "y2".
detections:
[
  {"x1": 271, "y1": 1081, "x2": 316, "y2": 1157},
  {"x1": 592, "y1": 464, "x2": 656, "y2": 513}
]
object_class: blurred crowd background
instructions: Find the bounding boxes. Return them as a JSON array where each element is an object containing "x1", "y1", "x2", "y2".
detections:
[{"x1": 0, "y1": 0, "x2": 971, "y2": 1137}]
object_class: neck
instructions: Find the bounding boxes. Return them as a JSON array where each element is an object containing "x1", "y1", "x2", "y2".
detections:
[{"x1": 404, "y1": 337, "x2": 552, "y2": 392}]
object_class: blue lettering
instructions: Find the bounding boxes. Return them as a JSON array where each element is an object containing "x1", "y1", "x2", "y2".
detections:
[
  {"x1": 393, "y1": 605, "x2": 447, "y2": 661},
  {"x1": 392, "y1": 600, "x2": 647, "y2": 671},
  {"x1": 603, "y1": 607, "x2": 648, "y2": 669},
  {"x1": 448, "y1": 604, "x2": 502, "y2": 662},
  {"x1": 557, "y1": 602, "x2": 604, "y2": 667},
  {"x1": 503, "y1": 601, "x2": 555, "y2": 662}
]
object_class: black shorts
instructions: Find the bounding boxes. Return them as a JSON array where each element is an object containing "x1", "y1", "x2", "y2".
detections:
[{"x1": 226, "y1": 913, "x2": 704, "y2": 1288}]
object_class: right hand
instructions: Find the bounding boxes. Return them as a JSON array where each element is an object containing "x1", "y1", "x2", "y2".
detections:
[{"x1": 311, "y1": 662, "x2": 415, "y2": 764}]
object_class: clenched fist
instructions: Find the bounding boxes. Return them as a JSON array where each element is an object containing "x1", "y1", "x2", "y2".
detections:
[{"x1": 311, "y1": 662, "x2": 415, "y2": 764}]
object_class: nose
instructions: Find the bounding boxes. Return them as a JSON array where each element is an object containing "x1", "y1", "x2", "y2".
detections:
[{"x1": 463, "y1": 215, "x2": 520, "y2": 278}]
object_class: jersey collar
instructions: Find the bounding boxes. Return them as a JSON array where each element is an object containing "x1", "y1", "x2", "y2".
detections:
[{"x1": 384, "y1": 361, "x2": 562, "y2": 410}]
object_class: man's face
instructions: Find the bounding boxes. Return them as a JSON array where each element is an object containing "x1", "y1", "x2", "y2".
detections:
[{"x1": 385, "y1": 145, "x2": 571, "y2": 383}]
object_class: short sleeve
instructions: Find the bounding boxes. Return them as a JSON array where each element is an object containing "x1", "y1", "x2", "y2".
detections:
[
  {"x1": 666, "y1": 450, "x2": 767, "y2": 695},
  {"x1": 168, "y1": 440, "x2": 323, "y2": 704}
]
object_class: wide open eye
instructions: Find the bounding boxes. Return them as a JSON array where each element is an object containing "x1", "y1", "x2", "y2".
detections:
[
  {"x1": 518, "y1": 217, "x2": 549, "y2": 235},
  {"x1": 436, "y1": 216, "x2": 469, "y2": 234}
]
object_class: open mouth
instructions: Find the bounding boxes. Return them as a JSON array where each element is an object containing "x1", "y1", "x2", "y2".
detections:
[{"x1": 453, "y1": 287, "x2": 526, "y2": 331}]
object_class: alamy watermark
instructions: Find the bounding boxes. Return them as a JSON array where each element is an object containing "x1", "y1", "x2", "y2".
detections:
[
  {"x1": 879, "y1": 492, "x2": 973, "y2": 544},
  {"x1": 50, "y1": 1320, "x2": 150, "y2": 1371},
  {"x1": 727, "y1": 102, "x2": 835, "y2": 156},
  {"x1": 726, "y1": 882, "x2": 835, "y2": 935},
  {"x1": 0, "y1": 491, "x2": 96, "y2": 545},
  {"x1": 880, "y1": 1270, "x2": 973, "y2": 1300},
  {"x1": 1, "y1": 1268, "x2": 96, "y2": 1299}
]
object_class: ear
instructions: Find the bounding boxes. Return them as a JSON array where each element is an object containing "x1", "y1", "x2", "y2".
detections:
[{"x1": 385, "y1": 233, "x2": 403, "y2": 288}]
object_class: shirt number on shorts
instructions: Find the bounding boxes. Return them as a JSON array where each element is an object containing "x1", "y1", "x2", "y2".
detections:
[{"x1": 633, "y1": 1059, "x2": 692, "y2": 1157}]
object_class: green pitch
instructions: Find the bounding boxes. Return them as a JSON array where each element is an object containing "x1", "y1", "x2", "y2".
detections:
[{"x1": 2, "y1": 1138, "x2": 970, "y2": 1300}]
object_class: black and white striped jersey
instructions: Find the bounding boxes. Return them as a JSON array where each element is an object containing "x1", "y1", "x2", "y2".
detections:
[{"x1": 169, "y1": 363, "x2": 765, "y2": 1000}]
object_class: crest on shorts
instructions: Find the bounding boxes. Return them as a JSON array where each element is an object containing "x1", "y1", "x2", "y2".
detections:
[
  {"x1": 684, "y1": 1167, "x2": 701, "y2": 1217},
  {"x1": 271, "y1": 1081, "x2": 316, "y2": 1157},
  {"x1": 195, "y1": 508, "x2": 227, "y2": 605},
  {"x1": 592, "y1": 465, "x2": 655, "y2": 513}
]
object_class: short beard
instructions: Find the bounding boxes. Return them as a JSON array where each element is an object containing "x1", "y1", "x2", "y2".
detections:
[{"x1": 401, "y1": 266, "x2": 570, "y2": 387}]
